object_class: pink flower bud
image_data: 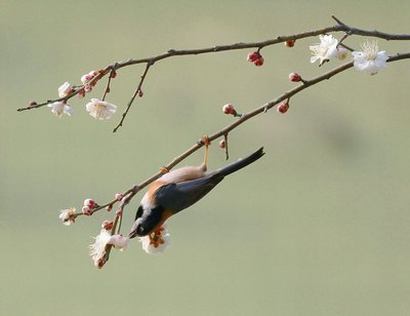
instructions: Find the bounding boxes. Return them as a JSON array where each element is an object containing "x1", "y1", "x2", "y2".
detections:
[
  {"x1": 254, "y1": 57, "x2": 264, "y2": 66},
  {"x1": 247, "y1": 51, "x2": 264, "y2": 66},
  {"x1": 277, "y1": 101, "x2": 289, "y2": 114},
  {"x1": 247, "y1": 51, "x2": 261, "y2": 62},
  {"x1": 82, "y1": 206, "x2": 93, "y2": 216},
  {"x1": 84, "y1": 198, "x2": 96, "y2": 209},
  {"x1": 84, "y1": 84, "x2": 92, "y2": 93},
  {"x1": 115, "y1": 193, "x2": 123, "y2": 201},
  {"x1": 81, "y1": 70, "x2": 98, "y2": 84},
  {"x1": 219, "y1": 139, "x2": 226, "y2": 149},
  {"x1": 289, "y1": 72, "x2": 302, "y2": 82},
  {"x1": 102, "y1": 220, "x2": 114, "y2": 230},
  {"x1": 285, "y1": 39, "x2": 295, "y2": 47},
  {"x1": 222, "y1": 103, "x2": 237, "y2": 116},
  {"x1": 78, "y1": 89, "x2": 86, "y2": 98}
]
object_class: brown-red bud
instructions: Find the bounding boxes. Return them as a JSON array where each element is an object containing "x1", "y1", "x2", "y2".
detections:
[
  {"x1": 277, "y1": 101, "x2": 289, "y2": 114},
  {"x1": 102, "y1": 220, "x2": 114, "y2": 230},
  {"x1": 247, "y1": 51, "x2": 264, "y2": 66},
  {"x1": 285, "y1": 39, "x2": 295, "y2": 47},
  {"x1": 222, "y1": 103, "x2": 237, "y2": 116},
  {"x1": 289, "y1": 72, "x2": 302, "y2": 82}
]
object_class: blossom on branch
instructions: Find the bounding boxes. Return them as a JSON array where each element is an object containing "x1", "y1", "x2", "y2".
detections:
[
  {"x1": 47, "y1": 101, "x2": 72, "y2": 117},
  {"x1": 89, "y1": 228, "x2": 112, "y2": 268},
  {"x1": 309, "y1": 34, "x2": 340, "y2": 66},
  {"x1": 352, "y1": 41, "x2": 388, "y2": 75},
  {"x1": 85, "y1": 98, "x2": 117, "y2": 120},
  {"x1": 58, "y1": 82, "x2": 73, "y2": 98},
  {"x1": 139, "y1": 226, "x2": 170, "y2": 254},
  {"x1": 110, "y1": 234, "x2": 129, "y2": 250},
  {"x1": 89, "y1": 227, "x2": 129, "y2": 268},
  {"x1": 59, "y1": 208, "x2": 76, "y2": 226}
]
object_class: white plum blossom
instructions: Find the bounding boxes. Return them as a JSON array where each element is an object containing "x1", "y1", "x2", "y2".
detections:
[
  {"x1": 89, "y1": 228, "x2": 111, "y2": 268},
  {"x1": 58, "y1": 82, "x2": 73, "y2": 98},
  {"x1": 352, "y1": 41, "x2": 388, "y2": 75},
  {"x1": 47, "y1": 101, "x2": 73, "y2": 117},
  {"x1": 139, "y1": 226, "x2": 170, "y2": 254},
  {"x1": 85, "y1": 98, "x2": 117, "y2": 120},
  {"x1": 110, "y1": 235, "x2": 129, "y2": 250},
  {"x1": 89, "y1": 229, "x2": 129, "y2": 268},
  {"x1": 309, "y1": 34, "x2": 340, "y2": 66},
  {"x1": 59, "y1": 208, "x2": 76, "y2": 226}
]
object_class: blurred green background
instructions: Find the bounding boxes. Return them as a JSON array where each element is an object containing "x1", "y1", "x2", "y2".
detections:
[{"x1": 1, "y1": 1, "x2": 410, "y2": 315}]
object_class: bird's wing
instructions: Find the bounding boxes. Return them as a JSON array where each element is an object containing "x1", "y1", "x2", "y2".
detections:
[{"x1": 155, "y1": 173, "x2": 224, "y2": 214}]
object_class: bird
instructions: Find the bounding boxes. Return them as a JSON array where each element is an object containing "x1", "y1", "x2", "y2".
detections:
[{"x1": 128, "y1": 143, "x2": 265, "y2": 240}]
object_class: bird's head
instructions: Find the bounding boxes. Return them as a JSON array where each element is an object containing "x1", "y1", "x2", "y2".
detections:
[{"x1": 128, "y1": 205, "x2": 164, "y2": 238}]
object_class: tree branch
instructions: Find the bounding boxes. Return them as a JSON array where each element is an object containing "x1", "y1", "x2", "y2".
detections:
[
  {"x1": 72, "y1": 53, "x2": 410, "y2": 225},
  {"x1": 17, "y1": 16, "x2": 410, "y2": 128}
]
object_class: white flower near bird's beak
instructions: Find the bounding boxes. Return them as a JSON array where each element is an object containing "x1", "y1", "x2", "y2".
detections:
[
  {"x1": 352, "y1": 41, "x2": 388, "y2": 75},
  {"x1": 139, "y1": 226, "x2": 170, "y2": 254},
  {"x1": 48, "y1": 101, "x2": 73, "y2": 117},
  {"x1": 59, "y1": 208, "x2": 76, "y2": 225},
  {"x1": 85, "y1": 98, "x2": 117, "y2": 120},
  {"x1": 309, "y1": 34, "x2": 339, "y2": 66}
]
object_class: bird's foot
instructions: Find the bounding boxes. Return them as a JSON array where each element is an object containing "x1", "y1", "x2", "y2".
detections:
[{"x1": 200, "y1": 135, "x2": 210, "y2": 171}]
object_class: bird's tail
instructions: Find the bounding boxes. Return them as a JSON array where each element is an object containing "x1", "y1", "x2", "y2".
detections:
[{"x1": 216, "y1": 147, "x2": 265, "y2": 177}]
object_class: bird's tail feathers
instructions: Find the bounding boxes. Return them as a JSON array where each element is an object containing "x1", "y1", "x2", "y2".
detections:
[{"x1": 216, "y1": 147, "x2": 264, "y2": 177}]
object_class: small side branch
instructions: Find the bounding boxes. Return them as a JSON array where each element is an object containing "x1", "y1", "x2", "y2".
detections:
[{"x1": 113, "y1": 63, "x2": 152, "y2": 133}]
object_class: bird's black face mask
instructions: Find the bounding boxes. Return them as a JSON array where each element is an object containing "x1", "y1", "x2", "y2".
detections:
[{"x1": 129, "y1": 205, "x2": 164, "y2": 238}]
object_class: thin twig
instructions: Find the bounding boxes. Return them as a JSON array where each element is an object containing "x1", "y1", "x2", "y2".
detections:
[
  {"x1": 102, "y1": 67, "x2": 117, "y2": 101},
  {"x1": 224, "y1": 133, "x2": 229, "y2": 160},
  {"x1": 112, "y1": 63, "x2": 152, "y2": 133}
]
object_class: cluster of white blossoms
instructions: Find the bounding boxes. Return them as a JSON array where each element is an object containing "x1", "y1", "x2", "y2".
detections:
[
  {"x1": 88, "y1": 222, "x2": 171, "y2": 268},
  {"x1": 48, "y1": 70, "x2": 117, "y2": 120},
  {"x1": 59, "y1": 203, "x2": 170, "y2": 267},
  {"x1": 310, "y1": 34, "x2": 388, "y2": 75}
]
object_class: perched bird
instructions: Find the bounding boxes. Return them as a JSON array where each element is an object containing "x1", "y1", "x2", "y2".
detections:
[{"x1": 128, "y1": 145, "x2": 265, "y2": 239}]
